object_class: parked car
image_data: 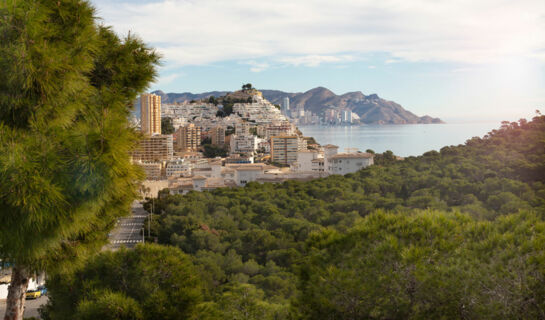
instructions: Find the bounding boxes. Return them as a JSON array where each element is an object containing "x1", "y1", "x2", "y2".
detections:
[
  {"x1": 38, "y1": 285, "x2": 47, "y2": 296},
  {"x1": 25, "y1": 289, "x2": 41, "y2": 299}
]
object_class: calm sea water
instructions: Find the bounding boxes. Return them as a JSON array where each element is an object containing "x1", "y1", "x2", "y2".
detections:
[{"x1": 298, "y1": 122, "x2": 501, "y2": 157}]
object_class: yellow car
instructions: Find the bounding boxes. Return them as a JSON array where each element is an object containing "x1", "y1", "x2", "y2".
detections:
[{"x1": 25, "y1": 289, "x2": 41, "y2": 300}]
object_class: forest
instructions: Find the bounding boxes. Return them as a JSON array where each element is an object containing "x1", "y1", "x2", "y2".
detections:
[{"x1": 43, "y1": 115, "x2": 545, "y2": 319}]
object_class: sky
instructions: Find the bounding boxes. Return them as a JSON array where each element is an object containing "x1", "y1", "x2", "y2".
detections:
[{"x1": 91, "y1": 0, "x2": 545, "y2": 121}]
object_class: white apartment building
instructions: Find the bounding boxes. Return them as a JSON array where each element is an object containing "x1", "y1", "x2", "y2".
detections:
[
  {"x1": 292, "y1": 150, "x2": 322, "y2": 172},
  {"x1": 166, "y1": 160, "x2": 191, "y2": 177},
  {"x1": 328, "y1": 153, "x2": 374, "y2": 175},
  {"x1": 230, "y1": 134, "x2": 258, "y2": 154}
]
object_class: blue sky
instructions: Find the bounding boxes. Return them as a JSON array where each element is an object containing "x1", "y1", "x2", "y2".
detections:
[{"x1": 91, "y1": 0, "x2": 545, "y2": 121}]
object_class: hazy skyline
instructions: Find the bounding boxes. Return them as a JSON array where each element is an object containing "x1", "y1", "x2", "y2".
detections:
[{"x1": 91, "y1": 0, "x2": 545, "y2": 121}]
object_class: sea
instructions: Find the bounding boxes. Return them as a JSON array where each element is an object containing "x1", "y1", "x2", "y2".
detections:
[{"x1": 298, "y1": 122, "x2": 502, "y2": 157}]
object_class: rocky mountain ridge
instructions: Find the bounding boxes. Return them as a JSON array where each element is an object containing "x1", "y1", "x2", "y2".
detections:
[{"x1": 151, "y1": 87, "x2": 443, "y2": 124}]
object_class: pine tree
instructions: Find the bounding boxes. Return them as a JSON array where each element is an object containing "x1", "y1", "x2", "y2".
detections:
[{"x1": 0, "y1": 1, "x2": 160, "y2": 319}]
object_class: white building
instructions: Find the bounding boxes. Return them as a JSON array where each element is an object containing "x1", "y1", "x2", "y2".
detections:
[
  {"x1": 292, "y1": 150, "x2": 322, "y2": 172},
  {"x1": 323, "y1": 144, "x2": 339, "y2": 173},
  {"x1": 328, "y1": 153, "x2": 374, "y2": 175},
  {"x1": 230, "y1": 134, "x2": 258, "y2": 154},
  {"x1": 166, "y1": 159, "x2": 191, "y2": 177}
]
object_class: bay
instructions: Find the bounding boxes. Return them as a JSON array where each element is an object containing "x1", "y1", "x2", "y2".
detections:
[{"x1": 298, "y1": 122, "x2": 501, "y2": 157}]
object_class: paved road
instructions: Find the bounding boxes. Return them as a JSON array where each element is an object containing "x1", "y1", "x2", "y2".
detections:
[
  {"x1": 108, "y1": 201, "x2": 149, "y2": 250},
  {"x1": 0, "y1": 296, "x2": 47, "y2": 319}
]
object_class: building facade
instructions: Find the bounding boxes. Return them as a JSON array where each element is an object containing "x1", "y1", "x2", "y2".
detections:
[
  {"x1": 175, "y1": 123, "x2": 201, "y2": 152},
  {"x1": 132, "y1": 134, "x2": 173, "y2": 162},
  {"x1": 211, "y1": 125, "x2": 225, "y2": 146},
  {"x1": 271, "y1": 135, "x2": 300, "y2": 165},
  {"x1": 329, "y1": 153, "x2": 374, "y2": 175},
  {"x1": 140, "y1": 93, "x2": 161, "y2": 135}
]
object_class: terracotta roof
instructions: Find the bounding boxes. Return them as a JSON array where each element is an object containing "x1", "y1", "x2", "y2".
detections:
[
  {"x1": 323, "y1": 144, "x2": 339, "y2": 149},
  {"x1": 311, "y1": 158, "x2": 324, "y2": 162},
  {"x1": 329, "y1": 153, "x2": 374, "y2": 159},
  {"x1": 192, "y1": 175, "x2": 207, "y2": 180}
]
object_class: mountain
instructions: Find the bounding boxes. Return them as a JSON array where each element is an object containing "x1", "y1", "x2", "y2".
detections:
[
  {"x1": 262, "y1": 87, "x2": 443, "y2": 124},
  {"x1": 151, "y1": 87, "x2": 443, "y2": 124}
]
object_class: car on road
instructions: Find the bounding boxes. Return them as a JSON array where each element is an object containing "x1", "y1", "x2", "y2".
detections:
[
  {"x1": 25, "y1": 289, "x2": 41, "y2": 299},
  {"x1": 38, "y1": 285, "x2": 47, "y2": 296}
]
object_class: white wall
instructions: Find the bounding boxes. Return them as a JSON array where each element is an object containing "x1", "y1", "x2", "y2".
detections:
[
  {"x1": 330, "y1": 157, "x2": 373, "y2": 175},
  {"x1": 235, "y1": 169, "x2": 263, "y2": 186}
]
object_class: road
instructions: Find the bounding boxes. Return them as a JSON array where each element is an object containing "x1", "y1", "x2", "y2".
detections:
[
  {"x1": 0, "y1": 296, "x2": 47, "y2": 319},
  {"x1": 108, "y1": 201, "x2": 149, "y2": 250}
]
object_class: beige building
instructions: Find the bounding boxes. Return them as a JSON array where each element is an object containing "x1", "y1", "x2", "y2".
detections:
[
  {"x1": 137, "y1": 161, "x2": 163, "y2": 180},
  {"x1": 132, "y1": 134, "x2": 173, "y2": 161},
  {"x1": 271, "y1": 135, "x2": 300, "y2": 165},
  {"x1": 211, "y1": 125, "x2": 225, "y2": 146},
  {"x1": 140, "y1": 93, "x2": 161, "y2": 136},
  {"x1": 175, "y1": 123, "x2": 201, "y2": 152}
]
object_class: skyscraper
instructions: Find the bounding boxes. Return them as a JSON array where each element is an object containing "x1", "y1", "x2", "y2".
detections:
[
  {"x1": 140, "y1": 93, "x2": 161, "y2": 135},
  {"x1": 281, "y1": 97, "x2": 290, "y2": 117}
]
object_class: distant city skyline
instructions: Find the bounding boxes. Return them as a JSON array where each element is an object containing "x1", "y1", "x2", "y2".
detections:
[{"x1": 92, "y1": 0, "x2": 545, "y2": 121}]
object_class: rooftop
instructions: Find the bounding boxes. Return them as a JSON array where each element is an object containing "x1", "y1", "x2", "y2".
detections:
[{"x1": 330, "y1": 152, "x2": 374, "y2": 159}]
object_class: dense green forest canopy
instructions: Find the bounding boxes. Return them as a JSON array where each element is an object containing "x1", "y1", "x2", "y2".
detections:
[
  {"x1": 45, "y1": 115, "x2": 545, "y2": 319},
  {"x1": 141, "y1": 115, "x2": 545, "y2": 316}
]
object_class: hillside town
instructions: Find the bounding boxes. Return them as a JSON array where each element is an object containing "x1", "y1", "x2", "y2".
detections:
[{"x1": 133, "y1": 85, "x2": 374, "y2": 195}]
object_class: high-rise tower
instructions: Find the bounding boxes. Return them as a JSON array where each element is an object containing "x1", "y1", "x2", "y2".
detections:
[
  {"x1": 281, "y1": 97, "x2": 290, "y2": 116},
  {"x1": 140, "y1": 93, "x2": 161, "y2": 135}
]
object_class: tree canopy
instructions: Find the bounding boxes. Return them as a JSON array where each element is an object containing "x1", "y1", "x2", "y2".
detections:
[
  {"x1": 41, "y1": 244, "x2": 202, "y2": 320},
  {"x1": 140, "y1": 115, "x2": 545, "y2": 318},
  {"x1": 0, "y1": 0, "x2": 159, "y2": 318}
]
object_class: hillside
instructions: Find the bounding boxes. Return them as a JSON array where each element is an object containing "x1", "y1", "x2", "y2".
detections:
[
  {"x1": 149, "y1": 116, "x2": 543, "y2": 317},
  {"x1": 153, "y1": 87, "x2": 443, "y2": 124},
  {"x1": 43, "y1": 115, "x2": 545, "y2": 319}
]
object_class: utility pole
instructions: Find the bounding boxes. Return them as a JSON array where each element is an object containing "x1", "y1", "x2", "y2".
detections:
[{"x1": 149, "y1": 197, "x2": 153, "y2": 238}]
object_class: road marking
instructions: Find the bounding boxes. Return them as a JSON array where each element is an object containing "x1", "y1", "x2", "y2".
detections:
[{"x1": 112, "y1": 240, "x2": 143, "y2": 244}]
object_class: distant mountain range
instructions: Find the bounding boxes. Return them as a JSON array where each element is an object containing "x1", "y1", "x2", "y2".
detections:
[{"x1": 151, "y1": 87, "x2": 443, "y2": 124}]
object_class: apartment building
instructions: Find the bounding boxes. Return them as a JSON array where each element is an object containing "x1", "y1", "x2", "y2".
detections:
[
  {"x1": 132, "y1": 134, "x2": 173, "y2": 162},
  {"x1": 137, "y1": 161, "x2": 163, "y2": 180},
  {"x1": 175, "y1": 123, "x2": 201, "y2": 152},
  {"x1": 211, "y1": 125, "x2": 225, "y2": 146},
  {"x1": 328, "y1": 153, "x2": 374, "y2": 175},
  {"x1": 140, "y1": 93, "x2": 161, "y2": 135},
  {"x1": 270, "y1": 135, "x2": 300, "y2": 165}
]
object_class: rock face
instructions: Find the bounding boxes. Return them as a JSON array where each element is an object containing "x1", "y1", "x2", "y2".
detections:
[
  {"x1": 262, "y1": 87, "x2": 443, "y2": 124},
  {"x1": 152, "y1": 87, "x2": 443, "y2": 124}
]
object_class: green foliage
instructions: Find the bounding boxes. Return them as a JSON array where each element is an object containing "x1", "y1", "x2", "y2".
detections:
[
  {"x1": 161, "y1": 117, "x2": 175, "y2": 134},
  {"x1": 75, "y1": 291, "x2": 143, "y2": 320},
  {"x1": 0, "y1": 0, "x2": 159, "y2": 273},
  {"x1": 147, "y1": 116, "x2": 545, "y2": 316},
  {"x1": 203, "y1": 144, "x2": 228, "y2": 158},
  {"x1": 295, "y1": 210, "x2": 545, "y2": 319},
  {"x1": 242, "y1": 83, "x2": 254, "y2": 90},
  {"x1": 41, "y1": 244, "x2": 202, "y2": 320}
]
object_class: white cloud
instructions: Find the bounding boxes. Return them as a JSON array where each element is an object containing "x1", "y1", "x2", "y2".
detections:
[
  {"x1": 242, "y1": 60, "x2": 270, "y2": 72},
  {"x1": 92, "y1": 0, "x2": 545, "y2": 66},
  {"x1": 278, "y1": 55, "x2": 355, "y2": 67},
  {"x1": 152, "y1": 72, "x2": 182, "y2": 86}
]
